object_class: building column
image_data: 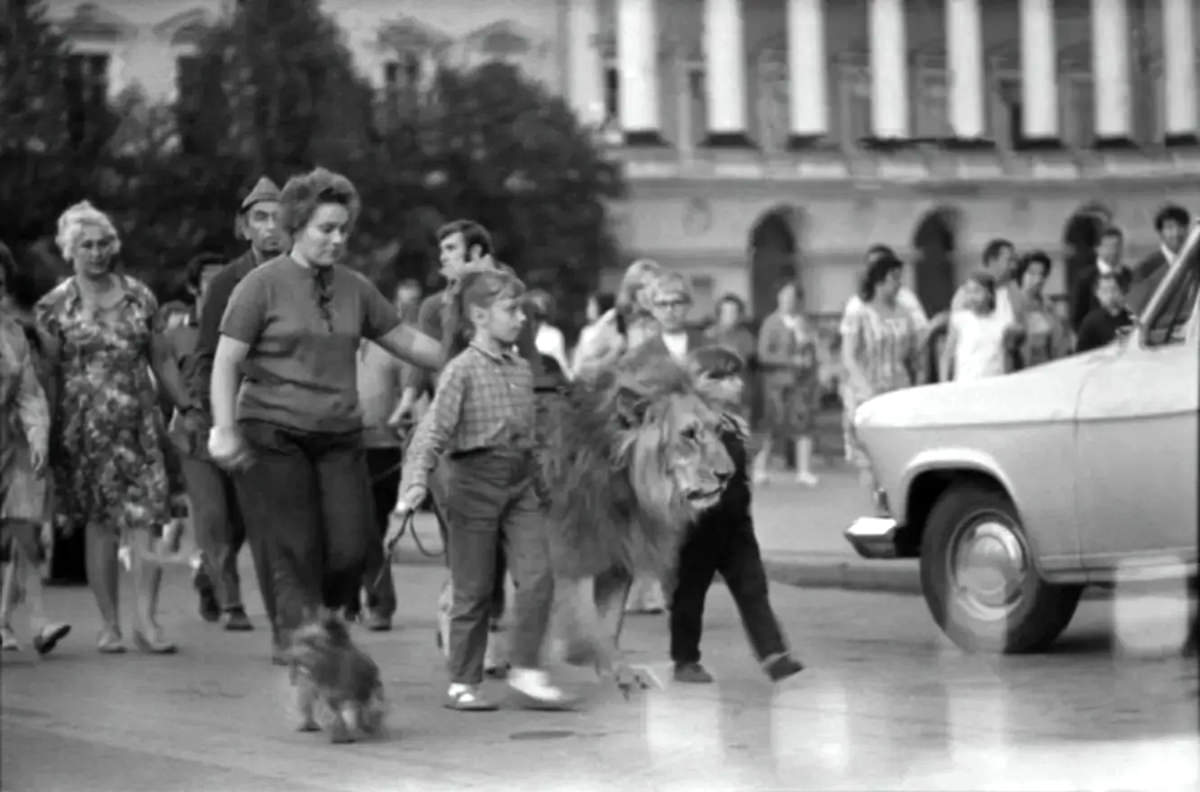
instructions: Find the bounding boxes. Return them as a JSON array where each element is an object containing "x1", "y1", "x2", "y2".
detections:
[
  {"x1": 1018, "y1": 0, "x2": 1059, "y2": 145},
  {"x1": 786, "y1": 0, "x2": 829, "y2": 148},
  {"x1": 566, "y1": 0, "x2": 605, "y2": 128},
  {"x1": 702, "y1": 0, "x2": 751, "y2": 146},
  {"x1": 869, "y1": 0, "x2": 910, "y2": 140},
  {"x1": 1090, "y1": 0, "x2": 1133, "y2": 146},
  {"x1": 1162, "y1": 0, "x2": 1198, "y2": 146},
  {"x1": 616, "y1": 0, "x2": 663, "y2": 145},
  {"x1": 945, "y1": 0, "x2": 988, "y2": 144}
]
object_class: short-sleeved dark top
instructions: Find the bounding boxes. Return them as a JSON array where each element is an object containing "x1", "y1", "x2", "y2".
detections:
[{"x1": 219, "y1": 255, "x2": 402, "y2": 433}]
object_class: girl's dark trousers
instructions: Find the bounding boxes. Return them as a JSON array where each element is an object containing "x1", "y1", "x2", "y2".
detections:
[
  {"x1": 440, "y1": 448, "x2": 554, "y2": 685},
  {"x1": 236, "y1": 420, "x2": 375, "y2": 643}
]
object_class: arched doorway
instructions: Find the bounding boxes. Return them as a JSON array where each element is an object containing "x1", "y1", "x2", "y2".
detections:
[
  {"x1": 911, "y1": 206, "x2": 960, "y2": 316},
  {"x1": 749, "y1": 207, "x2": 800, "y2": 322},
  {"x1": 1062, "y1": 203, "x2": 1110, "y2": 288}
]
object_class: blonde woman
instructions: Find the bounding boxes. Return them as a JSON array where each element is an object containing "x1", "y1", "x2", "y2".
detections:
[
  {"x1": 571, "y1": 258, "x2": 662, "y2": 379},
  {"x1": 34, "y1": 202, "x2": 176, "y2": 653}
]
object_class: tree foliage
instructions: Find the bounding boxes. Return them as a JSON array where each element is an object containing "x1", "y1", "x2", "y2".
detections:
[{"x1": 1, "y1": 0, "x2": 625, "y2": 331}]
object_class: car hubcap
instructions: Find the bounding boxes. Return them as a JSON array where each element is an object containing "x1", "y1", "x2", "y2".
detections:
[{"x1": 950, "y1": 514, "x2": 1029, "y2": 622}]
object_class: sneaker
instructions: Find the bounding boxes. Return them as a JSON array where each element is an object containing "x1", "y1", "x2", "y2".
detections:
[
  {"x1": 764, "y1": 652, "x2": 805, "y2": 682},
  {"x1": 1, "y1": 625, "x2": 20, "y2": 651},
  {"x1": 224, "y1": 608, "x2": 253, "y2": 632},
  {"x1": 444, "y1": 684, "x2": 498, "y2": 712},
  {"x1": 794, "y1": 471, "x2": 820, "y2": 487},
  {"x1": 507, "y1": 668, "x2": 576, "y2": 710},
  {"x1": 32, "y1": 623, "x2": 71, "y2": 656},
  {"x1": 193, "y1": 569, "x2": 220, "y2": 623},
  {"x1": 673, "y1": 662, "x2": 714, "y2": 684}
]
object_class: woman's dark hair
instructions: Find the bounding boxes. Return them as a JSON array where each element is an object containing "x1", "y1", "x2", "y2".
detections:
[
  {"x1": 688, "y1": 345, "x2": 745, "y2": 379},
  {"x1": 859, "y1": 254, "x2": 904, "y2": 302},
  {"x1": 185, "y1": 252, "x2": 227, "y2": 289},
  {"x1": 982, "y1": 238, "x2": 1014, "y2": 266},
  {"x1": 717, "y1": 292, "x2": 745, "y2": 318},
  {"x1": 591, "y1": 291, "x2": 616, "y2": 315},
  {"x1": 865, "y1": 243, "x2": 894, "y2": 263},
  {"x1": 1100, "y1": 225, "x2": 1124, "y2": 243},
  {"x1": 0, "y1": 241, "x2": 15, "y2": 294},
  {"x1": 437, "y1": 219, "x2": 493, "y2": 258},
  {"x1": 964, "y1": 269, "x2": 997, "y2": 312},
  {"x1": 1015, "y1": 250, "x2": 1053, "y2": 284},
  {"x1": 279, "y1": 167, "x2": 361, "y2": 237},
  {"x1": 442, "y1": 266, "x2": 526, "y2": 358},
  {"x1": 1154, "y1": 204, "x2": 1191, "y2": 231}
]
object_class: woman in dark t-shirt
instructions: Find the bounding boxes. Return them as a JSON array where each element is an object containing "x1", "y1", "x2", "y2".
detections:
[{"x1": 208, "y1": 167, "x2": 442, "y2": 651}]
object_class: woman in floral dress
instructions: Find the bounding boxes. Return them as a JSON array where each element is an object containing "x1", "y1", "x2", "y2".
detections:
[
  {"x1": 1012, "y1": 251, "x2": 1072, "y2": 369},
  {"x1": 840, "y1": 254, "x2": 920, "y2": 500},
  {"x1": 35, "y1": 201, "x2": 176, "y2": 654}
]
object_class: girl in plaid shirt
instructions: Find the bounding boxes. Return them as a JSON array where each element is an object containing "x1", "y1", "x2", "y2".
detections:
[{"x1": 391, "y1": 267, "x2": 572, "y2": 712}]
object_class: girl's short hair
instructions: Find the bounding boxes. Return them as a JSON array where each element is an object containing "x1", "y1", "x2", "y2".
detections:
[
  {"x1": 859, "y1": 254, "x2": 903, "y2": 302},
  {"x1": 56, "y1": 200, "x2": 121, "y2": 260},
  {"x1": 443, "y1": 266, "x2": 526, "y2": 357},
  {"x1": 688, "y1": 345, "x2": 745, "y2": 379},
  {"x1": 648, "y1": 270, "x2": 691, "y2": 304},
  {"x1": 1015, "y1": 250, "x2": 1053, "y2": 282},
  {"x1": 279, "y1": 167, "x2": 361, "y2": 237},
  {"x1": 964, "y1": 269, "x2": 997, "y2": 311}
]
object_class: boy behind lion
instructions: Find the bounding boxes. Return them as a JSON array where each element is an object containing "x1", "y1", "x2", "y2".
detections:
[{"x1": 673, "y1": 346, "x2": 805, "y2": 684}]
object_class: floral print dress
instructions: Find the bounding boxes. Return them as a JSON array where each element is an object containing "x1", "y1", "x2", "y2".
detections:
[{"x1": 35, "y1": 276, "x2": 169, "y2": 537}]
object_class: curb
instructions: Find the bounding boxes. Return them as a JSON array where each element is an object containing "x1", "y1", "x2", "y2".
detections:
[{"x1": 763, "y1": 556, "x2": 922, "y2": 595}]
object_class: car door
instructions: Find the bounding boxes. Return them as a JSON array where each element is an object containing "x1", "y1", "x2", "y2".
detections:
[{"x1": 1075, "y1": 237, "x2": 1200, "y2": 567}]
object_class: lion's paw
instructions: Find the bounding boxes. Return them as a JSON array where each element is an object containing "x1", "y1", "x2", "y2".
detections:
[{"x1": 613, "y1": 663, "x2": 662, "y2": 699}]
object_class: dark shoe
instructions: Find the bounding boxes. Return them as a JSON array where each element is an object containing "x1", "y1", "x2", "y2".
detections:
[
  {"x1": 364, "y1": 610, "x2": 391, "y2": 632},
  {"x1": 224, "y1": 608, "x2": 253, "y2": 632},
  {"x1": 33, "y1": 623, "x2": 71, "y2": 656},
  {"x1": 764, "y1": 653, "x2": 805, "y2": 682},
  {"x1": 673, "y1": 662, "x2": 714, "y2": 684},
  {"x1": 194, "y1": 570, "x2": 220, "y2": 623}
]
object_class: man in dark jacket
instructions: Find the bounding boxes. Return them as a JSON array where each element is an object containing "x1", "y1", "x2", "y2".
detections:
[
  {"x1": 1127, "y1": 204, "x2": 1190, "y2": 316},
  {"x1": 1070, "y1": 225, "x2": 1126, "y2": 333},
  {"x1": 186, "y1": 176, "x2": 287, "y2": 660}
]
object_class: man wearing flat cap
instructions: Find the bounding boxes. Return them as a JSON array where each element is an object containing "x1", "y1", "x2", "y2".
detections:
[{"x1": 186, "y1": 176, "x2": 287, "y2": 660}]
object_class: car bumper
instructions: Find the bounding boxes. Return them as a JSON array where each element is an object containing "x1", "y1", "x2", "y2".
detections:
[{"x1": 844, "y1": 516, "x2": 901, "y2": 559}]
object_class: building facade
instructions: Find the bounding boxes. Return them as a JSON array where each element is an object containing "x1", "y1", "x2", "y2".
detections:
[{"x1": 45, "y1": 0, "x2": 1200, "y2": 320}]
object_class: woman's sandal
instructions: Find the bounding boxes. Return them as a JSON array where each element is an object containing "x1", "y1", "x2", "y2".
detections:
[
  {"x1": 97, "y1": 627, "x2": 126, "y2": 654},
  {"x1": 1, "y1": 626, "x2": 21, "y2": 652},
  {"x1": 443, "y1": 687, "x2": 498, "y2": 712},
  {"x1": 133, "y1": 628, "x2": 177, "y2": 655}
]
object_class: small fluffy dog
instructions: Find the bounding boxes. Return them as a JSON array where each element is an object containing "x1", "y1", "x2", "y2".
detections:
[{"x1": 286, "y1": 613, "x2": 387, "y2": 743}]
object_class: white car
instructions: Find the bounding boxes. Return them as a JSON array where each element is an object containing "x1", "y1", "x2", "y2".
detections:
[{"x1": 845, "y1": 223, "x2": 1199, "y2": 653}]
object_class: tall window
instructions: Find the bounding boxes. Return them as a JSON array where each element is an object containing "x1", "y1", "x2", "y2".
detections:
[
  {"x1": 63, "y1": 52, "x2": 111, "y2": 149},
  {"x1": 603, "y1": 61, "x2": 620, "y2": 123}
]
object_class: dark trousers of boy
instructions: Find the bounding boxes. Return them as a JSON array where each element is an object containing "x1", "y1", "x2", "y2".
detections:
[
  {"x1": 431, "y1": 464, "x2": 506, "y2": 625},
  {"x1": 354, "y1": 448, "x2": 400, "y2": 620},
  {"x1": 442, "y1": 448, "x2": 553, "y2": 684},
  {"x1": 670, "y1": 510, "x2": 788, "y2": 667},
  {"x1": 180, "y1": 456, "x2": 248, "y2": 614},
  {"x1": 236, "y1": 420, "x2": 374, "y2": 641}
]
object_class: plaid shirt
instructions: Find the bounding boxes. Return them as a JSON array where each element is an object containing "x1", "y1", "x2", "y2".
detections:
[{"x1": 399, "y1": 341, "x2": 534, "y2": 496}]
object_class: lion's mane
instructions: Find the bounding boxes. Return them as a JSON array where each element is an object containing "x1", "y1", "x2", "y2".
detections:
[{"x1": 542, "y1": 355, "x2": 705, "y2": 581}]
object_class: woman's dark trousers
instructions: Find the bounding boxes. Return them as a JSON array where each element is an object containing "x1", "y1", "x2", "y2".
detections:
[{"x1": 236, "y1": 420, "x2": 374, "y2": 643}]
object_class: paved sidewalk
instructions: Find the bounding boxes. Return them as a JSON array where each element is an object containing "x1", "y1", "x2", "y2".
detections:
[{"x1": 388, "y1": 461, "x2": 923, "y2": 596}]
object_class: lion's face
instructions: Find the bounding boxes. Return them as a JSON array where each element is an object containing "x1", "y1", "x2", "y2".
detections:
[{"x1": 624, "y1": 389, "x2": 735, "y2": 520}]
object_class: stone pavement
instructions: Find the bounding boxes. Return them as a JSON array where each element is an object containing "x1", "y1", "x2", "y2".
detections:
[
  {"x1": 390, "y1": 461, "x2": 924, "y2": 595},
  {"x1": 2, "y1": 560, "x2": 1196, "y2": 791}
]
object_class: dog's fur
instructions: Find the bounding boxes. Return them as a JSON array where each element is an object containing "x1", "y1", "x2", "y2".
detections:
[{"x1": 286, "y1": 614, "x2": 386, "y2": 743}]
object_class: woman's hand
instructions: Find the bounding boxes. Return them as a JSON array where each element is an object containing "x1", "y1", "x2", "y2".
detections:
[{"x1": 207, "y1": 426, "x2": 251, "y2": 470}]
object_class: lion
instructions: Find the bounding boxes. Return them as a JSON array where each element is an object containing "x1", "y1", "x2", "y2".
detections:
[{"x1": 539, "y1": 346, "x2": 734, "y2": 692}]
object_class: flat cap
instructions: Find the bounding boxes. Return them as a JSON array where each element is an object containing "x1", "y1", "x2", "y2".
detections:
[{"x1": 240, "y1": 176, "x2": 281, "y2": 211}]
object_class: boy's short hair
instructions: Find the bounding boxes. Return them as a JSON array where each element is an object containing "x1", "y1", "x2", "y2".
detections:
[
  {"x1": 437, "y1": 219, "x2": 493, "y2": 257},
  {"x1": 185, "y1": 252, "x2": 226, "y2": 289},
  {"x1": 688, "y1": 345, "x2": 745, "y2": 379}
]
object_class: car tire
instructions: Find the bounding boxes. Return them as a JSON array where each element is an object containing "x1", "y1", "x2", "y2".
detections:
[{"x1": 920, "y1": 484, "x2": 1082, "y2": 654}]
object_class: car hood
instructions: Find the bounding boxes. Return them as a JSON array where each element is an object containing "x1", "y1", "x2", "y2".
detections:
[{"x1": 855, "y1": 345, "x2": 1123, "y2": 429}]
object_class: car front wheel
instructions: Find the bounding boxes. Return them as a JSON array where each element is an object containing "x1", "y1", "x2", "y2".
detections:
[{"x1": 920, "y1": 484, "x2": 1082, "y2": 653}]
